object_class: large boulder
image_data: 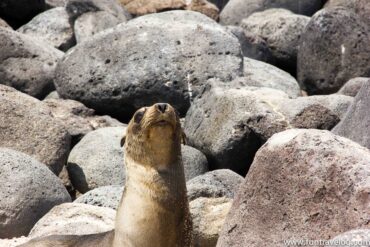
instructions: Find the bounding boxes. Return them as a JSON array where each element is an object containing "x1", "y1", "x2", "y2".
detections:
[
  {"x1": 185, "y1": 80, "x2": 351, "y2": 174},
  {"x1": 333, "y1": 83, "x2": 370, "y2": 150},
  {"x1": 0, "y1": 85, "x2": 71, "y2": 174},
  {"x1": 241, "y1": 9, "x2": 310, "y2": 74},
  {"x1": 28, "y1": 203, "x2": 115, "y2": 238},
  {"x1": 187, "y1": 169, "x2": 243, "y2": 201},
  {"x1": 182, "y1": 145, "x2": 209, "y2": 181},
  {"x1": 0, "y1": 28, "x2": 64, "y2": 98},
  {"x1": 220, "y1": 0, "x2": 324, "y2": 25},
  {"x1": 297, "y1": 7, "x2": 370, "y2": 95},
  {"x1": 43, "y1": 98, "x2": 125, "y2": 145},
  {"x1": 0, "y1": 148, "x2": 71, "y2": 238},
  {"x1": 54, "y1": 10, "x2": 243, "y2": 120},
  {"x1": 74, "y1": 185, "x2": 124, "y2": 210},
  {"x1": 18, "y1": 7, "x2": 75, "y2": 51},
  {"x1": 74, "y1": 11, "x2": 123, "y2": 43},
  {"x1": 337, "y1": 77, "x2": 369, "y2": 97},
  {"x1": 325, "y1": 0, "x2": 370, "y2": 27},
  {"x1": 184, "y1": 82, "x2": 290, "y2": 174},
  {"x1": 217, "y1": 129, "x2": 370, "y2": 247},
  {"x1": 0, "y1": 0, "x2": 46, "y2": 28},
  {"x1": 190, "y1": 197, "x2": 232, "y2": 247},
  {"x1": 0, "y1": 237, "x2": 29, "y2": 247},
  {"x1": 67, "y1": 127, "x2": 126, "y2": 193}
]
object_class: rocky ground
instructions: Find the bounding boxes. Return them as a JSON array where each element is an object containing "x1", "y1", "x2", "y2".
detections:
[{"x1": 0, "y1": 0, "x2": 370, "y2": 246}]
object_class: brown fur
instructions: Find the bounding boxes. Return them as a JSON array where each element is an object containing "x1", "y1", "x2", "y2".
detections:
[{"x1": 20, "y1": 103, "x2": 192, "y2": 247}]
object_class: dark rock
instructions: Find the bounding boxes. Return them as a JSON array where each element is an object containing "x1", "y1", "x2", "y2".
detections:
[
  {"x1": 67, "y1": 127, "x2": 126, "y2": 193},
  {"x1": 333, "y1": 83, "x2": 370, "y2": 149},
  {"x1": 182, "y1": 145, "x2": 209, "y2": 181},
  {"x1": 208, "y1": 0, "x2": 229, "y2": 11},
  {"x1": 325, "y1": 0, "x2": 370, "y2": 27},
  {"x1": 0, "y1": 0, "x2": 46, "y2": 28},
  {"x1": 0, "y1": 27, "x2": 64, "y2": 99},
  {"x1": 337, "y1": 77, "x2": 369, "y2": 97},
  {"x1": 241, "y1": 9, "x2": 310, "y2": 74},
  {"x1": 55, "y1": 11, "x2": 242, "y2": 120},
  {"x1": 220, "y1": 0, "x2": 324, "y2": 25},
  {"x1": 297, "y1": 7, "x2": 370, "y2": 95},
  {"x1": 225, "y1": 26, "x2": 275, "y2": 64},
  {"x1": 217, "y1": 129, "x2": 370, "y2": 247},
  {"x1": 0, "y1": 148, "x2": 71, "y2": 238},
  {"x1": 0, "y1": 85, "x2": 71, "y2": 174},
  {"x1": 187, "y1": 169, "x2": 244, "y2": 201},
  {"x1": 18, "y1": 7, "x2": 75, "y2": 51}
]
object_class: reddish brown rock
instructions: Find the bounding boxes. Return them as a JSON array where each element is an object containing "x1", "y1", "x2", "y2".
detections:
[{"x1": 217, "y1": 129, "x2": 370, "y2": 247}]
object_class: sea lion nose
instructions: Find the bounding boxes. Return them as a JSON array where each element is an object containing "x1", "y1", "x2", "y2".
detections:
[{"x1": 156, "y1": 103, "x2": 168, "y2": 113}]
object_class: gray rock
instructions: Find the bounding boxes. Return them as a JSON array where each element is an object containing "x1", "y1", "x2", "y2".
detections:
[
  {"x1": 217, "y1": 129, "x2": 370, "y2": 247},
  {"x1": 74, "y1": 11, "x2": 123, "y2": 43},
  {"x1": 187, "y1": 169, "x2": 243, "y2": 201},
  {"x1": 29, "y1": 203, "x2": 115, "y2": 238},
  {"x1": 325, "y1": 0, "x2": 370, "y2": 27},
  {"x1": 242, "y1": 57, "x2": 301, "y2": 98},
  {"x1": 182, "y1": 145, "x2": 209, "y2": 181},
  {"x1": 225, "y1": 26, "x2": 275, "y2": 64},
  {"x1": 184, "y1": 81, "x2": 290, "y2": 174},
  {"x1": 74, "y1": 185, "x2": 124, "y2": 210},
  {"x1": 241, "y1": 9, "x2": 310, "y2": 73},
  {"x1": 333, "y1": 83, "x2": 370, "y2": 150},
  {"x1": 190, "y1": 197, "x2": 232, "y2": 247},
  {"x1": 43, "y1": 98, "x2": 125, "y2": 145},
  {"x1": 337, "y1": 77, "x2": 369, "y2": 97},
  {"x1": 55, "y1": 10, "x2": 243, "y2": 120},
  {"x1": 0, "y1": 85, "x2": 71, "y2": 174},
  {"x1": 297, "y1": 7, "x2": 370, "y2": 95},
  {"x1": 66, "y1": 0, "x2": 131, "y2": 22},
  {"x1": 0, "y1": 148, "x2": 71, "y2": 238},
  {"x1": 46, "y1": 0, "x2": 67, "y2": 8},
  {"x1": 18, "y1": 7, "x2": 75, "y2": 51},
  {"x1": 0, "y1": 0, "x2": 46, "y2": 28},
  {"x1": 0, "y1": 18, "x2": 11, "y2": 29},
  {"x1": 67, "y1": 127, "x2": 126, "y2": 193},
  {"x1": 328, "y1": 229, "x2": 370, "y2": 247},
  {"x1": 220, "y1": 0, "x2": 324, "y2": 25},
  {"x1": 0, "y1": 28, "x2": 64, "y2": 99},
  {"x1": 277, "y1": 94, "x2": 354, "y2": 128},
  {"x1": 44, "y1": 90, "x2": 61, "y2": 100}
]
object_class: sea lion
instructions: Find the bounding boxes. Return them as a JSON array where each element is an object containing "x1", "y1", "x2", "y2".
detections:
[{"x1": 20, "y1": 103, "x2": 193, "y2": 247}]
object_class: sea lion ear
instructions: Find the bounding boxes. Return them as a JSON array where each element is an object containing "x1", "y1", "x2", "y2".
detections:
[
  {"x1": 181, "y1": 130, "x2": 187, "y2": 145},
  {"x1": 120, "y1": 135, "x2": 126, "y2": 147}
]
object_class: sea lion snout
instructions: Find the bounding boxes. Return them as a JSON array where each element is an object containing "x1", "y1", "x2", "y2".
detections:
[{"x1": 155, "y1": 103, "x2": 168, "y2": 113}]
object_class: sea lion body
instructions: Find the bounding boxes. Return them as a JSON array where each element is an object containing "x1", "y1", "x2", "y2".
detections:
[{"x1": 20, "y1": 103, "x2": 192, "y2": 247}]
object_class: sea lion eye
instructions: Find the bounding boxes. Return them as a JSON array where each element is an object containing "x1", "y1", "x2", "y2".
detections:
[{"x1": 134, "y1": 110, "x2": 145, "y2": 123}]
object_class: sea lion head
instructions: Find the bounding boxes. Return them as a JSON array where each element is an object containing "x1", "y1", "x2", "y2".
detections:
[{"x1": 124, "y1": 103, "x2": 183, "y2": 169}]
